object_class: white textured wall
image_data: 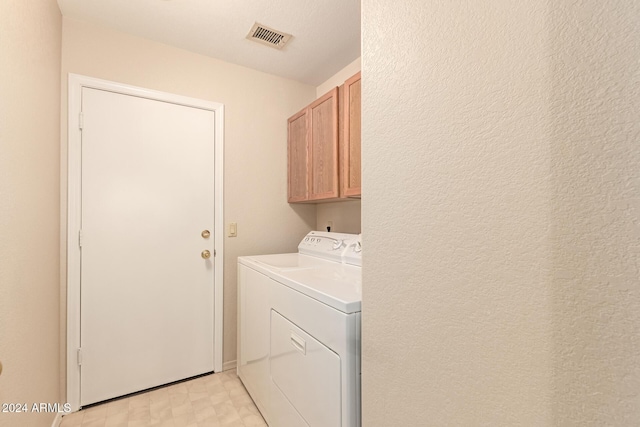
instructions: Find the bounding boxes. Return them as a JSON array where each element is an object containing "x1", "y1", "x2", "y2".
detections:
[
  {"x1": 363, "y1": 0, "x2": 640, "y2": 425},
  {"x1": 0, "y1": 1, "x2": 62, "y2": 426},
  {"x1": 550, "y1": 1, "x2": 640, "y2": 424},
  {"x1": 59, "y1": 18, "x2": 317, "y2": 394},
  {"x1": 362, "y1": 1, "x2": 552, "y2": 424}
]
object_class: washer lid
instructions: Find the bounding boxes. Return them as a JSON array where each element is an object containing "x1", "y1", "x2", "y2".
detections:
[
  {"x1": 277, "y1": 264, "x2": 362, "y2": 313},
  {"x1": 239, "y1": 253, "x2": 335, "y2": 272}
]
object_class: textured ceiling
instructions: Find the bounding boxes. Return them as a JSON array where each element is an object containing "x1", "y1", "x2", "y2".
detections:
[{"x1": 57, "y1": 0, "x2": 361, "y2": 86}]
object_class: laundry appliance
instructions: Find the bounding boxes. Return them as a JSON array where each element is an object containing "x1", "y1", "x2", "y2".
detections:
[{"x1": 237, "y1": 231, "x2": 362, "y2": 427}]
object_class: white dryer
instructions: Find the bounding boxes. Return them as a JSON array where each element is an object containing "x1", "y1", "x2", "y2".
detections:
[{"x1": 237, "y1": 231, "x2": 362, "y2": 427}]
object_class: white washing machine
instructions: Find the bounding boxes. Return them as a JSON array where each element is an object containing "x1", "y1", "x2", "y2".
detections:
[{"x1": 237, "y1": 231, "x2": 362, "y2": 427}]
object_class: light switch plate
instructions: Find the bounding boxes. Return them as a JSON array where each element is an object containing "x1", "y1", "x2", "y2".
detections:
[{"x1": 229, "y1": 223, "x2": 237, "y2": 237}]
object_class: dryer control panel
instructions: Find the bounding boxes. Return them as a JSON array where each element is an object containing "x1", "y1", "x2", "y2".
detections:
[
  {"x1": 298, "y1": 231, "x2": 361, "y2": 265},
  {"x1": 343, "y1": 234, "x2": 362, "y2": 267}
]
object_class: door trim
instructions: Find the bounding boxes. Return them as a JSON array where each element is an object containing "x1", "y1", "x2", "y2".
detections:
[{"x1": 65, "y1": 74, "x2": 225, "y2": 411}]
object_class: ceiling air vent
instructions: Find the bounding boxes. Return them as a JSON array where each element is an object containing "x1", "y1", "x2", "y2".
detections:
[{"x1": 246, "y1": 22, "x2": 292, "y2": 50}]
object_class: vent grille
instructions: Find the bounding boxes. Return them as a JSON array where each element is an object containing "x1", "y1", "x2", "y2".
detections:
[{"x1": 246, "y1": 23, "x2": 292, "y2": 50}]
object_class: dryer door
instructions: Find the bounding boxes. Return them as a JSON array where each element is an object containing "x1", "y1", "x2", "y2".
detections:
[{"x1": 270, "y1": 309, "x2": 341, "y2": 426}]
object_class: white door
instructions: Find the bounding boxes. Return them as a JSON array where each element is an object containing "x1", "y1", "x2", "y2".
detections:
[{"x1": 80, "y1": 87, "x2": 215, "y2": 406}]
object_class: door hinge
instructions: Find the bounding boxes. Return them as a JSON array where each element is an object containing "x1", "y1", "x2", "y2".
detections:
[
  {"x1": 79, "y1": 112, "x2": 84, "y2": 130},
  {"x1": 77, "y1": 348, "x2": 82, "y2": 366},
  {"x1": 78, "y1": 230, "x2": 83, "y2": 248}
]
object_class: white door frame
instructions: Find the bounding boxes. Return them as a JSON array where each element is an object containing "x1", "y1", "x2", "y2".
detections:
[{"x1": 65, "y1": 74, "x2": 224, "y2": 411}]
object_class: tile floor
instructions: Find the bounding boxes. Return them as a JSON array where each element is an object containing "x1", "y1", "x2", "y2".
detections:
[{"x1": 60, "y1": 370, "x2": 267, "y2": 427}]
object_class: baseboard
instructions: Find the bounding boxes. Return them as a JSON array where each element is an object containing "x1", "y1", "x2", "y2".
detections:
[
  {"x1": 222, "y1": 360, "x2": 237, "y2": 372},
  {"x1": 51, "y1": 412, "x2": 63, "y2": 427}
]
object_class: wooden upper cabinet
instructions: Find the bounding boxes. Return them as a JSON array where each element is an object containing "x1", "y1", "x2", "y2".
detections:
[
  {"x1": 287, "y1": 88, "x2": 339, "y2": 203},
  {"x1": 287, "y1": 71, "x2": 362, "y2": 203},
  {"x1": 309, "y1": 88, "x2": 339, "y2": 200},
  {"x1": 287, "y1": 109, "x2": 309, "y2": 202},
  {"x1": 342, "y1": 72, "x2": 361, "y2": 198}
]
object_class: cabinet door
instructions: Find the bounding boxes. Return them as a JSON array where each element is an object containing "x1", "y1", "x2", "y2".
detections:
[
  {"x1": 343, "y1": 72, "x2": 361, "y2": 197},
  {"x1": 308, "y1": 88, "x2": 339, "y2": 200},
  {"x1": 287, "y1": 109, "x2": 308, "y2": 203}
]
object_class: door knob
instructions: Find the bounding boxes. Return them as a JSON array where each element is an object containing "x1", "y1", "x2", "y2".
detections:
[
  {"x1": 201, "y1": 250, "x2": 211, "y2": 259},
  {"x1": 201, "y1": 230, "x2": 210, "y2": 238}
]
